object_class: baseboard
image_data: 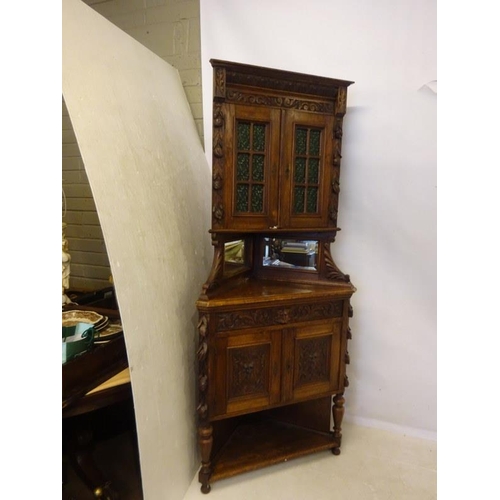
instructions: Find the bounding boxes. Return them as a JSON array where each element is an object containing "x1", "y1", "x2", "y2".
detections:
[{"x1": 344, "y1": 414, "x2": 437, "y2": 441}]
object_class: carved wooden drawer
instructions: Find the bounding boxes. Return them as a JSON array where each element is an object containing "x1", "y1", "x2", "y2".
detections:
[{"x1": 215, "y1": 300, "x2": 344, "y2": 331}]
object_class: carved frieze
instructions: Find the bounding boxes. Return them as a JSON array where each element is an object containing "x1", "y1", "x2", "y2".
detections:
[
  {"x1": 216, "y1": 301, "x2": 343, "y2": 331},
  {"x1": 226, "y1": 90, "x2": 334, "y2": 113}
]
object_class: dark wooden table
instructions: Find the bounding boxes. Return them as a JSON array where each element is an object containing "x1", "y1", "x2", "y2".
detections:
[{"x1": 62, "y1": 304, "x2": 131, "y2": 499}]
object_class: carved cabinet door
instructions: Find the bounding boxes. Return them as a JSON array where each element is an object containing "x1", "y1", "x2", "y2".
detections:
[
  {"x1": 223, "y1": 104, "x2": 281, "y2": 230},
  {"x1": 280, "y1": 110, "x2": 335, "y2": 229},
  {"x1": 281, "y1": 320, "x2": 342, "y2": 403},
  {"x1": 211, "y1": 328, "x2": 282, "y2": 418}
]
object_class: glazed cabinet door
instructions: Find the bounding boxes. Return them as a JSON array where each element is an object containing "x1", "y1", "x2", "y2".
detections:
[
  {"x1": 282, "y1": 320, "x2": 342, "y2": 403},
  {"x1": 211, "y1": 329, "x2": 281, "y2": 418},
  {"x1": 280, "y1": 110, "x2": 335, "y2": 228},
  {"x1": 224, "y1": 104, "x2": 281, "y2": 230}
]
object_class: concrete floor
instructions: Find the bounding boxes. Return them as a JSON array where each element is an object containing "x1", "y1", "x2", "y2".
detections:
[
  {"x1": 183, "y1": 422, "x2": 437, "y2": 500},
  {"x1": 63, "y1": 422, "x2": 436, "y2": 500}
]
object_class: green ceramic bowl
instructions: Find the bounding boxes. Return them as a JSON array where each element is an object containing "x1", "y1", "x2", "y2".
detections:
[{"x1": 62, "y1": 322, "x2": 95, "y2": 364}]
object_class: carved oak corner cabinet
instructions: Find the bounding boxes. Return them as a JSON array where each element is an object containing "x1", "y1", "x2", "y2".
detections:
[{"x1": 195, "y1": 59, "x2": 356, "y2": 493}]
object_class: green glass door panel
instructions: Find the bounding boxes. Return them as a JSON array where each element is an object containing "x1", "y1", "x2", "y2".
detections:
[{"x1": 235, "y1": 120, "x2": 268, "y2": 214}]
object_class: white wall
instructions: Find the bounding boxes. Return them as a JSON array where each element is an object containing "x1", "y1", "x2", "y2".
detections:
[
  {"x1": 62, "y1": 1, "x2": 212, "y2": 499},
  {"x1": 201, "y1": 0, "x2": 436, "y2": 437}
]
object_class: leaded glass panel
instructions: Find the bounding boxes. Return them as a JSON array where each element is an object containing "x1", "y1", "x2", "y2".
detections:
[
  {"x1": 237, "y1": 122, "x2": 251, "y2": 150},
  {"x1": 294, "y1": 158, "x2": 306, "y2": 183},
  {"x1": 237, "y1": 154, "x2": 250, "y2": 181},
  {"x1": 308, "y1": 158, "x2": 319, "y2": 184},
  {"x1": 252, "y1": 124, "x2": 266, "y2": 151},
  {"x1": 252, "y1": 155, "x2": 265, "y2": 181},
  {"x1": 306, "y1": 187, "x2": 318, "y2": 213},
  {"x1": 295, "y1": 128, "x2": 307, "y2": 155},
  {"x1": 251, "y1": 185, "x2": 264, "y2": 212},
  {"x1": 236, "y1": 184, "x2": 249, "y2": 212},
  {"x1": 309, "y1": 130, "x2": 321, "y2": 155},
  {"x1": 293, "y1": 186, "x2": 305, "y2": 214}
]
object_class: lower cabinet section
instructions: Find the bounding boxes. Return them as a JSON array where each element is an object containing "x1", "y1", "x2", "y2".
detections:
[{"x1": 196, "y1": 294, "x2": 353, "y2": 494}]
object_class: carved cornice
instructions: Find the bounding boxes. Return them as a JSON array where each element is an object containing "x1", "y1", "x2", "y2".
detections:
[
  {"x1": 226, "y1": 90, "x2": 334, "y2": 113},
  {"x1": 226, "y1": 71, "x2": 340, "y2": 100},
  {"x1": 216, "y1": 301, "x2": 343, "y2": 331}
]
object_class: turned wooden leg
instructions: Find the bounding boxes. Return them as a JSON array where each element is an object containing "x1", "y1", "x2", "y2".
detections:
[
  {"x1": 198, "y1": 424, "x2": 213, "y2": 494},
  {"x1": 69, "y1": 428, "x2": 120, "y2": 499},
  {"x1": 332, "y1": 393, "x2": 345, "y2": 455}
]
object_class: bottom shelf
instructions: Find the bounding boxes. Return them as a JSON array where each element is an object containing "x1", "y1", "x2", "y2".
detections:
[{"x1": 210, "y1": 419, "x2": 338, "y2": 482}]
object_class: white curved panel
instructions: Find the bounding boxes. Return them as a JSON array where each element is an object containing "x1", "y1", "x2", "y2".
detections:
[{"x1": 63, "y1": 0, "x2": 212, "y2": 498}]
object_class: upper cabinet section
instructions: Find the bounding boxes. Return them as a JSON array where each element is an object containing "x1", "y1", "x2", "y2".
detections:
[{"x1": 210, "y1": 59, "x2": 354, "y2": 233}]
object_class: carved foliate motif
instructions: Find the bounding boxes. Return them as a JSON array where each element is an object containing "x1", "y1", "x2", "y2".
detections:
[
  {"x1": 213, "y1": 103, "x2": 225, "y2": 128},
  {"x1": 296, "y1": 336, "x2": 330, "y2": 385},
  {"x1": 228, "y1": 345, "x2": 269, "y2": 399},
  {"x1": 336, "y1": 87, "x2": 347, "y2": 116},
  {"x1": 214, "y1": 67, "x2": 226, "y2": 99},
  {"x1": 329, "y1": 166, "x2": 340, "y2": 224},
  {"x1": 197, "y1": 315, "x2": 209, "y2": 422},
  {"x1": 212, "y1": 103, "x2": 225, "y2": 228},
  {"x1": 226, "y1": 90, "x2": 334, "y2": 113},
  {"x1": 212, "y1": 204, "x2": 224, "y2": 221},
  {"x1": 201, "y1": 245, "x2": 224, "y2": 298},
  {"x1": 212, "y1": 173, "x2": 223, "y2": 190},
  {"x1": 216, "y1": 301, "x2": 343, "y2": 331},
  {"x1": 323, "y1": 242, "x2": 350, "y2": 282},
  {"x1": 213, "y1": 130, "x2": 224, "y2": 159}
]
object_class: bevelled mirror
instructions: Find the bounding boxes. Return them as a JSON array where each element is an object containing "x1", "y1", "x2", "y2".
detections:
[
  {"x1": 223, "y1": 239, "x2": 250, "y2": 277},
  {"x1": 262, "y1": 238, "x2": 318, "y2": 270}
]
